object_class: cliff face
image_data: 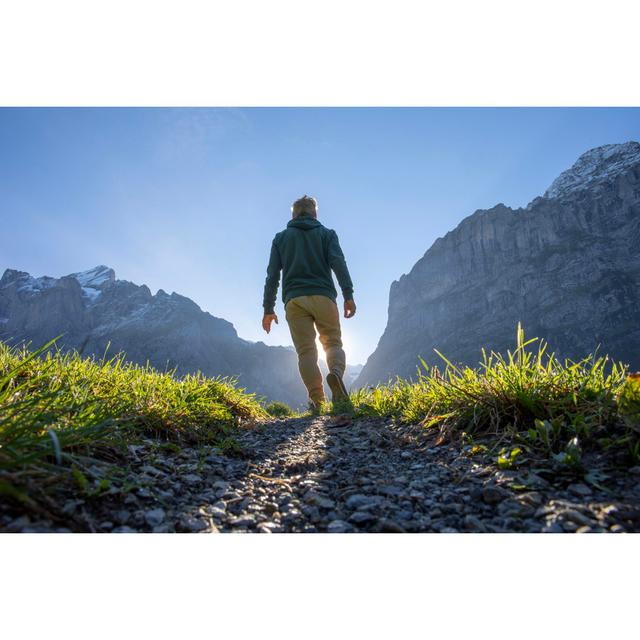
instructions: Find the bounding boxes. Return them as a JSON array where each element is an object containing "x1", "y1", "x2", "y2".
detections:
[
  {"x1": 356, "y1": 142, "x2": 640, "y2": 387},
  {"x1": 0, "y1": 266, "x2": 309, "y2": 407}
]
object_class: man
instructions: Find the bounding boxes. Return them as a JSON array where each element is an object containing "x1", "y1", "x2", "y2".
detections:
[{"x1": 262, "y1": 195, "x2": 356, "y2": 410}]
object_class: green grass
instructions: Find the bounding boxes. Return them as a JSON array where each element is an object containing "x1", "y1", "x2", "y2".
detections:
[
  {"x1": 0, "y1": 339, "x2": 267, "y2": 511},
  {"x1": 264, "y1": 400, "x2": 296, "y2": 418},
  {"x1": 349, "y1": 324, "x2": 640, "y2": 471}
]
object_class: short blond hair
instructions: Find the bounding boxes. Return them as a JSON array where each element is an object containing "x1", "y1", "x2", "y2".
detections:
[{"x1": 291, "y1": 195, "x2": 318, "y2": 217}]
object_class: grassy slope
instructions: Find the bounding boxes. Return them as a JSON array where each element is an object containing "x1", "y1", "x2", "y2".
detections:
[
  {"x1": 348, "y1": 326, "x2": 640, "y2": 473},
  {"x1": 0, "y1": 340, "x2": 267, "y2": 512}
]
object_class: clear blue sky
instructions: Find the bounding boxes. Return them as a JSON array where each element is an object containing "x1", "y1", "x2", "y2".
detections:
[{"x1": 1, "y1": 108, "x2": 639, "y2": 363}]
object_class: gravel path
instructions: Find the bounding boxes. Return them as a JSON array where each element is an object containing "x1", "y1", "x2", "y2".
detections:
[{"x1": 3, "y1": 415, "x2": 640, "y2": 532}]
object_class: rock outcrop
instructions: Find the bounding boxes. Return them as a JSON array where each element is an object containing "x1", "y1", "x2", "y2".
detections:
[{"x1": 356, "y1": 141, "x2": 640, "y2": 387}]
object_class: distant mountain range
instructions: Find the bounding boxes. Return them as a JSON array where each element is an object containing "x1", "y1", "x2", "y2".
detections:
[
  {"x1": 0, "y1": 265, "x2": 361, "y2": 408},
  {"x1": 356, "y1": 141, "x2": 640, "y2": 387}
]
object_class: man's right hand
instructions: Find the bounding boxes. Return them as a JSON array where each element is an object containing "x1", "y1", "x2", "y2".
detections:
[
  {"x1": 344, "y1": 299, "x2": 356, "y2": 319},
  {"x1": 262, "y1": 313, "x2": 278, "y2": 333}
]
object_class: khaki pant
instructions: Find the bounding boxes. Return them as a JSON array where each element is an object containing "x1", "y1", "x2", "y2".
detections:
[{"x1": 285, "y1": 295, "x2": 346, "y2": 405}]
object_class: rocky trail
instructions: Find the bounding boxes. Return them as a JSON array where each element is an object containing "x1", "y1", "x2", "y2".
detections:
[{"x1": 3, "y1": 415, "x2": 640, "y2": 533}]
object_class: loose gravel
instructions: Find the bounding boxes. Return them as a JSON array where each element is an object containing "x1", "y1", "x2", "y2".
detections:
[{"x1": 3, "y1": 416, "x2": 640, "y2": 533}]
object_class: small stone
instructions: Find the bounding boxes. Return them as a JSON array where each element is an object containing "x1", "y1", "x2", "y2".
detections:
[
  {"x1": 534, "y1": 505, "x2": 555, "y2": 518},
  {"x1": 327, "y1": 519, "x2": 351, "y2": 533},
  {"x1": 609, "y1": 524, "x2": 626, "y2": 533},
  {"x1": 145, "y1": 508, "x2": 166, "y2": 527},
  {"x1": 349, "y1": 511, "x2": 376, "y2": 525},
  {"x1": 413, "y1": 516, "x2": 433, "y2": 530},
  {"x1": 99, "y1": 521, "x2": 114, "y2": 531},
  {"x1": 140, "y1": 465, "x2": 163, "y2": 476},
  {"x1": 379, "y1": 485, "x2": 404, "y2": 497},
  {"x1": 576, "y1": 526, "x2": 593, "y2": 533},
  {"x1": 114, "y1": 510, "x2": 131, "y2": 525},
  {"x1": 377, "y1": 518, "x2": 406, "y2": 533},
  {"x1": 400, "y1": 451, "x2": 412, "y2": 459},
  {"x1": 229, "y1": 515, "x2": 256, "y2": 527},
  {"x1": 518, "y1": 492, "x2": 543, "y2": 507},
  {"x1": 482, "y1": 485, "x2": 509, "y2": 505},
  {"x1": 498, "y1": 499, "x2": 535, "y2": 518},
  {"x1": 180, "y1": 515, "x2": 208, "y2": 532},
  {"x1": 495, "y1": 470, "x2": 518, "y2": 483},
  {"x1": 600, "y1": 504, "x2": 619, "y2": 519},
  {"x1": 5, "y1": 516, "x2": 31, "y2": 532},
  {"x1": 563, "y1": 509, "x2": 593, "y2": 527},
  {"x1": 112, "y1": 526, "x2": 137, "y2": 533},
  {"x1": 62, "y1": 500, "x2": 84, "y2": 515},
  {"x1": 317, "y1": 497, "x2": 336, "y2": 509},
  {"x1": 183, "y1": 474, "x2": 202, "y2": 485},
  {"x1": 282, "y1": 509, "x2": 303, "y2": 523},
  {"x1": 345, "y1": 494, "x2": 379, "y2": 510},
  {"x1": 213, "y1": 481, "x2": 231, "y2": 496},
  {"x1": 541, "y1": 522, "x2": 564, "y2": 533},
  {"x1": 567, "y1": 483, "x2": 592, "y2": 497},
  {"x1": 463, "y1": 515, "x2": 488, "y2": 532},
  {"x1": 443, "y1": 502, "x2": 464, "y2": 515},
  {"x1": 263, "y1": 502, "x2": 279, "y2": 515},
  {"x1": 518, "y1": 519, "x2": 538, "y2": 532},
  {"x1": 127, "y1": 444, "x2": 144, "y2": 457},
  {"x1": 306, "y1": 493, "x2": 335, "y2": 509}
]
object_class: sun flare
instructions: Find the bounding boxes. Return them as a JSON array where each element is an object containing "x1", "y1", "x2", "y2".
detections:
[{"x1": 315, "y1": 333, "x2": 352, "y2": 363}]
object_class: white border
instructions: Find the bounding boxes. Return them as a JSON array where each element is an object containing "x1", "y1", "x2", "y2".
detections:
[
  {"x1": 2, "y1": 534, "x2": 638, "y2": 638},
  {"x1": 0, "y1": 0, "x2": 639, "y2": 106}
]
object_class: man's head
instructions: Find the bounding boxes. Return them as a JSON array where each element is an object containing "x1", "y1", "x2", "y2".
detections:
[{"x1": 291, "y1": 195, "x2": 318, "y2": 218}]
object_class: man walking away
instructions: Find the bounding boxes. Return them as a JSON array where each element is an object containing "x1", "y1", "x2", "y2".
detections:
[{"x1": 262, "y1": 195, "x2": 356, "y2": 411}]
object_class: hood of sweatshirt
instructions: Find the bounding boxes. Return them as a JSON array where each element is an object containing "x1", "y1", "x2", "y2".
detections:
[{"x1": 287, "y1": 215, "x2": 322, "y2": 231}]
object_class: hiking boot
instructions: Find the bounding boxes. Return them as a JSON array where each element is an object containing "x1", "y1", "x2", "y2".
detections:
[{"x1": 326, "y1": 371, "x2": 349, "y2": 403}]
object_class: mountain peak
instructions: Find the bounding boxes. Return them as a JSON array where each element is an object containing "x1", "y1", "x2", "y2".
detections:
[
  {"x1": 544, "y1": 141, "x2": 640, "y2": 199},
  {"x1": 69, "y1": 265, "x2": 115, "y2": 288},
  {"x1": 67, "y1": 266, "x2": 115, "y2": 302},
  {"x1": 0, "y1": 269, "x2": 57, "y2": 294}
]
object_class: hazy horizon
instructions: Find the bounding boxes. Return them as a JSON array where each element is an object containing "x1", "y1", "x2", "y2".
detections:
[{"x1": 1, "y1": 107, "x2": 639, "y2": 364}]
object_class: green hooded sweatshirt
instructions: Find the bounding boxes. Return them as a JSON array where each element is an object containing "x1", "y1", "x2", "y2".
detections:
[{"x1": 262, "y1": 215, "x2": 354, "y2": 314}]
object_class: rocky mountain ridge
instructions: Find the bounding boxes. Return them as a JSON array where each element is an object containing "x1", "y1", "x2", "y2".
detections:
[
  {"x1": 356, "y1": 141, "x2": 640, "y2": 387},
  {"x1": 0, "y1": 265, "x2": 313, "y2": 405}
]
